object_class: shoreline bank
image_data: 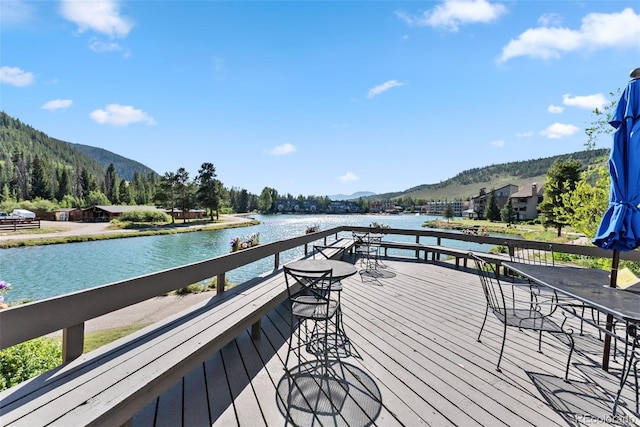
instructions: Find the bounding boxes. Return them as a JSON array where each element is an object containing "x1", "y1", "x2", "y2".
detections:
[{"x1": 0, "y1": 214, "x2": 258, "y2": 248}]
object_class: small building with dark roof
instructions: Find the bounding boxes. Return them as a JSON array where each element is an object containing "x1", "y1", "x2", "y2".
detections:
[{"x1": 509, "y1": 183, "x2": 544, "y2": 220}]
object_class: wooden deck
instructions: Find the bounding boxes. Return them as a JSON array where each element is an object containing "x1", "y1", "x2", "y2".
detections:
[{"x1": 133, "y1": 256, "x2": 639, "y2": 427}]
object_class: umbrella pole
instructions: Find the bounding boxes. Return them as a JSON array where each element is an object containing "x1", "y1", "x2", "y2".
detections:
[{"x1": 602, "y1": 250, "x2": 619, "y2": 371}]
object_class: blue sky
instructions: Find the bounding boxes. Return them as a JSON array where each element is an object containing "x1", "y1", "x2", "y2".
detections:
[{"x1": 1, "y1": 1, "x2": 639, "y2": 197}]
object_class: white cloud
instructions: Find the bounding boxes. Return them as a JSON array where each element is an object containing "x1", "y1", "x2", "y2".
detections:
[
  {"x1": 499, "y1": 8, "x2": 640, "y2": 62},
  {"x1": 90, "y1": 104, "x2": 155, "y2": 126},
  {"x1": 0, "y1": 66, "x2": 34, "y2": 86},
  {"x1": 516, "y1": 131, "x2": 534, "y2": 138},
  {"x1": 60, "y1": 0, "x2": 134, "y2": 38},
  {"x1": 42, "y1": 99, "x2": 73, "y2": 111},
  {"x1": 339, "y1": 172, "x2": 359, "y2": 183},
  {"x1": 368, "y1": 80, "x2": 405, "y2": 99},
  {"x1": 540, "y1": 123, "x2": 579, "y2": 139},
  {"x1": 562, "y1": 93, "x2": 607, "y2": 110},
  {"x1": 269, "y1": 143, "x2": 296, "y2": 156},
  {"x1": 1, "y1": 0, "x2": 35, "y2": 25},
  {"x1": 490, "y1": 139, "x2": 505, "y2": 147},
  {"x1": 548, "y1": 105, "x2": 564, "y2": 114},
  {"x1": 538, "y1": 13, "x2": 562, "y2": 27},
  {"x1": 396, "y1": 0, "x2": 507, "y2": 32},
  {"x1": 89, "y1": 38, "x2": 123, "y2": 53}
]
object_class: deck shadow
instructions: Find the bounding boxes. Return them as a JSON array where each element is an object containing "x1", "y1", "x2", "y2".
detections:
[
  {"x1": 276, "y1": 360, "x2": 382, "y2": 427},
  {"x1": 527, "y1": 371, "x2": 638, "y2": 426}
]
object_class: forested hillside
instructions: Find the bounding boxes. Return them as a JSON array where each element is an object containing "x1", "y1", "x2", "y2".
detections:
[
  {"x1": 0, "y1": 111, "x2": 159, "y2": 205},
  {"x1": 377, "y1": 148, "x2": 609, "y2": 202},
  {"x1": 70, "y1": 143, "x2": 156, "y2": 181},
  {"x1": 0, "y1": 112, "x2": 106, "y2": 189}
]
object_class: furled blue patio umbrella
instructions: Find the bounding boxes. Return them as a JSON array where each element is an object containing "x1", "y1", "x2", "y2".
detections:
[{"x1": 592, "y1": 67, "x2": 640, "y2": 370}]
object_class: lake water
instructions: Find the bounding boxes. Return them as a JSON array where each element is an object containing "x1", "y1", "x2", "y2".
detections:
[{"x1": 0, "y1": 214, "x2": 496, "y2": 303}]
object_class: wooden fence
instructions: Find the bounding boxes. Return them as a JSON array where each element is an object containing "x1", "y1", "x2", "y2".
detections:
[{"x1": 0, "y1": 220, "x2": 40, "y2": 232}]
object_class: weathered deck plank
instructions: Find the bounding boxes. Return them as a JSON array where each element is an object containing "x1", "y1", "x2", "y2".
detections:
[{"x1": 133, "y1": 257, "x2": 639, "y2": 426}]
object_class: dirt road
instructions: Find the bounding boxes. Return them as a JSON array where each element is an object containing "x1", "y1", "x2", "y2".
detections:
[{"x1": 0, "y1": 214, "x2": 255, "y2": 243}]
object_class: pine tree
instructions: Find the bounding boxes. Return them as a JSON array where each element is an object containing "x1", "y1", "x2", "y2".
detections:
[
  {"x1": 31, "y1": 155, "x2": 51, "y2": 199},
  {"x1": 443, "y1": 203, "x2": 454, "y2": 222},
  {"x1": 484, "y1": 189, "x2": 500, "y2": 221},
  {"x1": 538, "y1": 159, "x2": 582, "y2": 236},
  {"x1": 196, "y1": 162, "x2": 220, "y2": 220}
]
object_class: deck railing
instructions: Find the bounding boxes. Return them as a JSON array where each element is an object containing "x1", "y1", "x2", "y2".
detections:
[{"x1": 1, "y1": 225, "x2": 638, "y2": 363}]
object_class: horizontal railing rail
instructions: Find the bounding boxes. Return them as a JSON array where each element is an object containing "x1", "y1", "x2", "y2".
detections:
[
  {"x1": 1, "y1": 224, "x2": 637, "y2": 362},
  {"x1": 342, "y1": 225, "x2": 640, "y2": 262}
]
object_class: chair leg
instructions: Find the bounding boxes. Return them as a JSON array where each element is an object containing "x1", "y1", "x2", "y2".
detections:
[
  {"x1": 562, "y1": 330, "x2": 575, "y2": 382},
  {"x1": 634, "y1": 357, "x2": 638, "y2": 414},
  {"x1": 477, "y1": 304, "x2": 489, "y2": 342},
  {"x1": 538, "y1": 329, "x2": 543, "y2": 353},
  {"x1": 496, "y1": 322, "x2": 507, "y2": 372},
  {"x1": 284, "y1": 315, "x2": 296, "y2": 373}
]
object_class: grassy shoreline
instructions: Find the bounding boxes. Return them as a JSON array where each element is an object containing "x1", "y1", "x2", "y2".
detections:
[{"x1": 422, "y1": 218, "x2": 579, "y2": 243}]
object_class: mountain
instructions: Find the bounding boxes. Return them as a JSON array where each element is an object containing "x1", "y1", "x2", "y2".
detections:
[
  {"x1": 372, "y1": 148, "x2": 609, "y2": 202},
  {"x1": 0, "y1": 112, "x2": 107, "y2": 184},
  {"x1": 0, "y1": 112, "x2": 157, "y2": 185},
  {"x1": 69, "y1": 143, "x2": 157, "y2": 181},
  {"x1": 328, "y1": 191, "x2": 376, "y2": 201}
]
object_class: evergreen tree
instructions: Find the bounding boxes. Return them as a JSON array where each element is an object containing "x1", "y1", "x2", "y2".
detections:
[
  {"x1": 1, "y1": 184, "x2": 14, "y2": 204},
  {"x1": 196, "y1": 162, "x2": 220, "y2": 220},
  {"x1": 484, "y1": 189, "x2": 500, "y2": 221},
  {"x1": 80, "y1": 168, "x2": 91, "y2": 199},
  {"x1": 237, "y1": 189, "x2": 249, "y2": 213},
  {"x1": 30, "y1": 155, "x2": 51, "y2": 199},
  {"x1": 118, "y1": 178, "x2": 131, "y2": 204},
  {"x1": 56, "y1": 167, "x2": 70, "y2": 201},
  {"x1": 500, "y1": 198, "x2": 515, "y2": 223},
  {"x1": 538, "y1": 159, "x2": 582, "y2": 236},
  {"x1": 175, "y1": 167, "x2": 192, "y2": 224},
  {"x1": 258, "y1": 187, "x2": 273, "y2": 213},
  {"x1": 104, "y1": 163, "x2": 118, "y2": 203},
  {"x1": 156, "y1": 172, "x2": 177, "y2": 223},
  {"x1": 10, "y1": 150, "x2": 28, "y2": 200},
  {"x1": 443, "y1": 203, "x2": 454, "y2": 222}
]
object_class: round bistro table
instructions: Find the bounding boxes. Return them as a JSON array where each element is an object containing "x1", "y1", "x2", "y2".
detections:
[{"x1": 285, "y1": 259, "x2": 357, "y2": 280}]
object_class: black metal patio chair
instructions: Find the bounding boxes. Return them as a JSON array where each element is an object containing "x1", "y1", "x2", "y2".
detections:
[
  {"x1": 283, "y1": 265, "x2": 342, "y2": 373},
  {"x1": 507, "y1": 241, "x2": 598, "y2": 335},
  {"x1": 471, "y1": 252, "x2": 575, "y2": 380}
]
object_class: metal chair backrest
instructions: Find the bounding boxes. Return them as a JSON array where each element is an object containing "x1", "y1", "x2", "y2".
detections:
[
  {"x1": 470, "y1": 252, "x2": 507, "y2": 317},
  {"x1": 353, "y1": 231, "x2": 370, "y2": 246},
  {"x1": 283, "y1": 265, "x2": 337, "y2": 304},
  {"x1": 508, "y1": 241, "x2": 554, "y2": 266}
]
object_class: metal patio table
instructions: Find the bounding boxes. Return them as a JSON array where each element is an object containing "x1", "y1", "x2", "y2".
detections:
[{"x1": 503, "y1": 262, "x2": 640, "y2": 415}]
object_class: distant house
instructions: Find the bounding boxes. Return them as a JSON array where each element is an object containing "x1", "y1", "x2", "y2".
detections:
[
  {"x1": 82, "y1": 205, "x2": 161, "y2": 222},
  {"x1": 162, "y1": 208, "x2": 206, "y2": 220},
  {"x1": 421, "y1": 200, "x2": 465, "y2": 217},
  {"x1": 510, "y1": 183, "x2": 544, "y2": 220},
  {"x1": 470, "y1": 185, "x2": 519, "y2": 219},
  {"x1": 52, "y1": 208, "x2": 83, "y2": 222}
]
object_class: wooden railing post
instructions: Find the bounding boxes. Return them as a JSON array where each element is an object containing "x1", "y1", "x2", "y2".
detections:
[
  {"x1": 62, "y1": 323, "x2": 85, "y2": 363},
  {"x1": 274, "y1": 252, "x2": 280, "y2": 270},
  {"x1": 251, "y1": 321, "x2": 261, "y2": 339},
  {"x1": 217, "y1": 273, "x2": 225, "y2": 293}
]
